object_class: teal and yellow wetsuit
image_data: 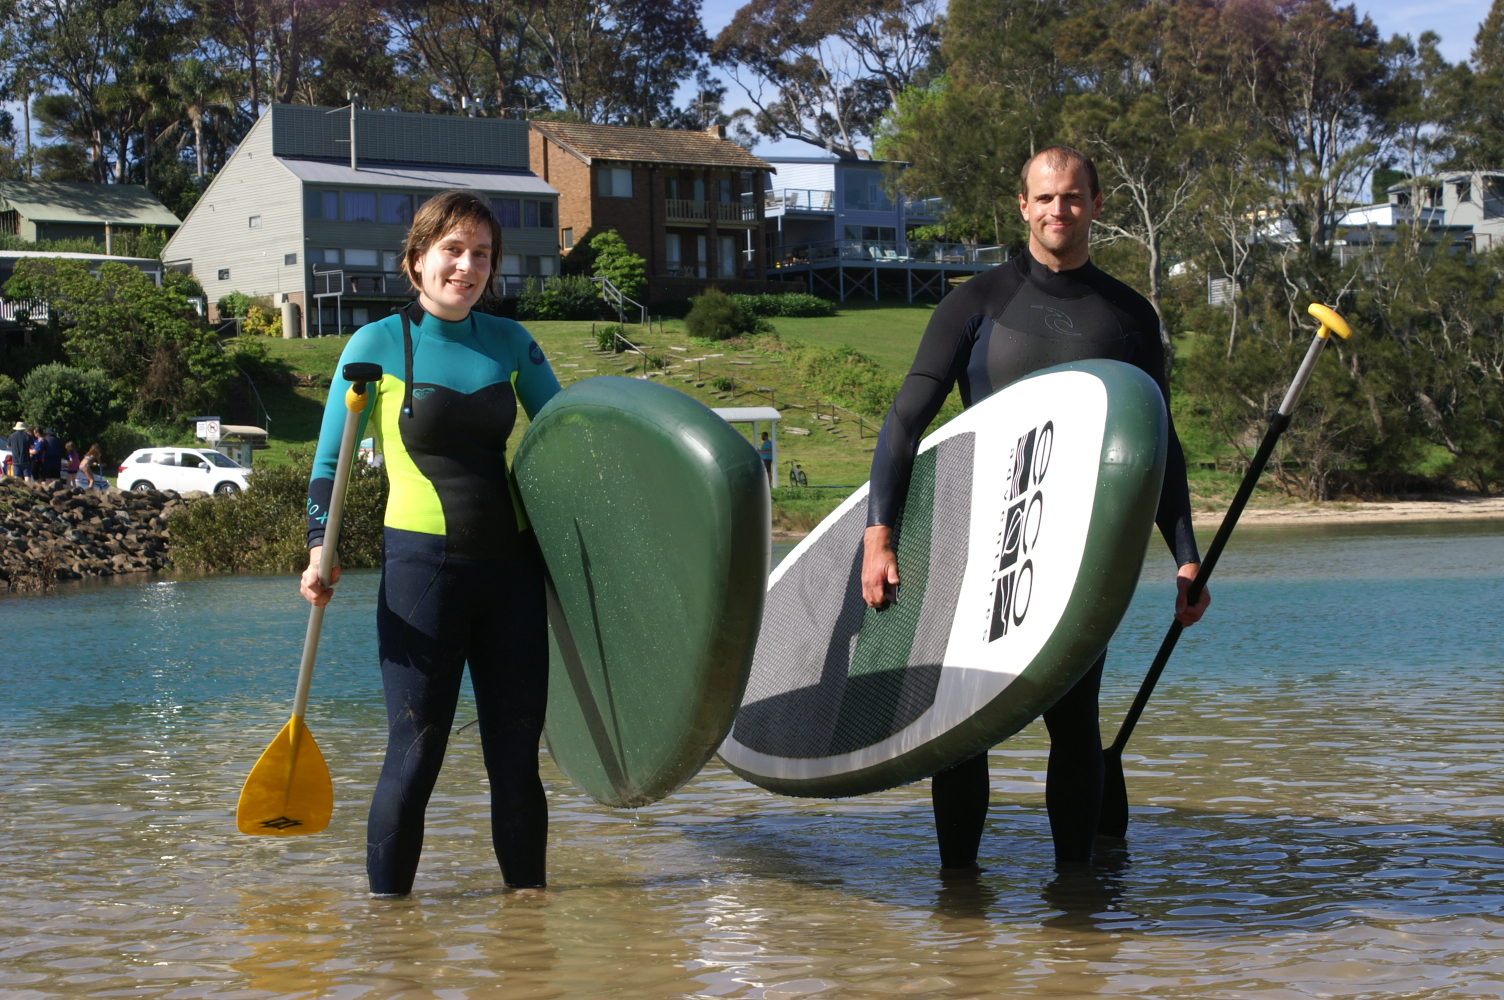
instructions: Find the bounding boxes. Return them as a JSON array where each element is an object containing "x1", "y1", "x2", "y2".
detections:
[{"x1": 307, "y1": 302, "x2": 561, "y2": 893}]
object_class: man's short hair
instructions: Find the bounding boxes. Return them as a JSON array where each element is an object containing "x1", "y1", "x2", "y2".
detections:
[{"x1": 1019, "y1": 146, "x2": 1100, "y2": 199}]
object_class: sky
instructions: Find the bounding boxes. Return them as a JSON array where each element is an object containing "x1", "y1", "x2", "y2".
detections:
[{"x1": 4, "y1": 0, "x2": 1498, "y2": 172}]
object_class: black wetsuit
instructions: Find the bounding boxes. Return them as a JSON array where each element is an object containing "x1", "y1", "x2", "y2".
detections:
[
  {"x1": 308, "y1": 302, "x2": 561, "y2": 893},
  {"x1": 868, "y1": 248, "x2": 1199, "y2": 866}
]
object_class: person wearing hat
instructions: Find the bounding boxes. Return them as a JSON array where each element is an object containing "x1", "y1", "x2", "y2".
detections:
[{"x1": 7, "y1": 422, "x2": 32, "y2": 480}]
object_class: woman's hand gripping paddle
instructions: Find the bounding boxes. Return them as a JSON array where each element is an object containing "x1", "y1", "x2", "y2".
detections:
[
  {"x1": 236, "y1": 362, "x2": 382, "y2": 836},
  {"x1": 1099, "y1": 304, "x2": 1351, "y2": 839}
]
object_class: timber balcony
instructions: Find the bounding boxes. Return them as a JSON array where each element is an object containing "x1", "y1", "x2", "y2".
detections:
[{"x1": 663, "y1": 198, "x2": 759, "y2": 226}]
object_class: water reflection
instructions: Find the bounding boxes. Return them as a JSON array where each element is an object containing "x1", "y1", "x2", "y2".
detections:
[{"x1": 2, "y1": 522, "x2": 1503, "y2": 997}]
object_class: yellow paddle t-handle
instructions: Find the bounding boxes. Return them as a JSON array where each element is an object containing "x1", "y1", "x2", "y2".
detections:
[
  {"x1": 1308, "y1": 302, "x2": 1352, "y2": 341},
  {"x1": 236, "y1": 362, "x2": 381, "y2": 836}
]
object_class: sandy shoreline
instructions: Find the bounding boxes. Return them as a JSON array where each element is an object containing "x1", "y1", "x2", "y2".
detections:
[
  {"x1": 1192, "y1": 496, "x2": 1504, "y2": 527},
  {"x1": 771, "y1": 496, "x2": 1504, "y2": 541}
]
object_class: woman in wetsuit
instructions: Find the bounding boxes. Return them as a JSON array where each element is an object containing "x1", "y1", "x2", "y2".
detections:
[{"x1": 300, "y1": 190, "x2": 561, "y2": 895}]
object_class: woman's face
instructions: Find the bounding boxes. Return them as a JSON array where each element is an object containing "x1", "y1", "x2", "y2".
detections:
[{"x1": 412, "y1": 223, "x2": 492, "y2": 321}]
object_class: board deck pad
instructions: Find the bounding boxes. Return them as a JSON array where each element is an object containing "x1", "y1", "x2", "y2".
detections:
[
  {"x1": 720, "y1": 360, "x2": 1168, "y2": 798},
  {"x1": 514, "y1": 377, "x2": 770, "y2": 807}
]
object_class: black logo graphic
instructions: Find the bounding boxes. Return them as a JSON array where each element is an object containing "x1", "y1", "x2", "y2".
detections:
[
  {"x1": 986, "y1": 420, "x2": 1054, "y2": 642},
  {"x1": 1031, "y1": 304, "x2": 1077, "y2": 336},
  {"x1": 412, "y1": 386, "x2": 435, "y2": 400},
  {"x1": 529, "y1": 341, "x2": 546, "y2": 365},
  {"x1": 260, "y1": 816, "x2": 303, "y2": 830}
]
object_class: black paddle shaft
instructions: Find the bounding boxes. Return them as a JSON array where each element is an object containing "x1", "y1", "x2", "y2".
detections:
[{"x1": 1106, "y1": 409, "x2": 1289, "y2": 757}]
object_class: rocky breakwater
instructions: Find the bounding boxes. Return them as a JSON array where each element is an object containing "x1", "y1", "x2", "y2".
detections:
[{"x1": 0, "y1": 479, "x2": 201, "y2": 590}]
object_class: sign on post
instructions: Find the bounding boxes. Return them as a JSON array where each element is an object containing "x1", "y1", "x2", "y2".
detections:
[{"x1": 196, "y1": 419, "x2": 222, "y2": 443}]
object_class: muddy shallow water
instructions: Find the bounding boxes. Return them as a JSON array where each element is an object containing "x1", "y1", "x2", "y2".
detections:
[{"x1": 2, "y1": 521, "x2": 1503, "y2": 999}]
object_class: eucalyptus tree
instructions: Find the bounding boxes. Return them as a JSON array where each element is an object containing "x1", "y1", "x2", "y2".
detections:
[
  {"x1": 712, "y1": 0, "x2": 939, "y2": 158},
  {"x1": 383, "y1": 0, "x2": 544, "y2": 113}
]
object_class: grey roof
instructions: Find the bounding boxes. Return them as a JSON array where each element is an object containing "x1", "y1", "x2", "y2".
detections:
[
  {"x1": 276, "y1": 158, "x2": 557, "y2": 195},
  {"x1": 271, "y1": 104, "x2": 531, "y2": 170},
  {"x1": 0, "y1": 181, "x2": 180, "y2": 226}
]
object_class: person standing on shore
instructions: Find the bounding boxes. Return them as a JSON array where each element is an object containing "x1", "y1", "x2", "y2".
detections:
[
  {"x1": 861, "y1": 146, "x2": 1211, "y2": 872},
  {"x1": 7, "y1": 423, "x2": 31, "y2": 480},
  {"x1": 299, "y1": 190, "x2": 562, "y2": 897},
  {"x1": 37, "y1": 428, "x2": 63, "y2": 482}
]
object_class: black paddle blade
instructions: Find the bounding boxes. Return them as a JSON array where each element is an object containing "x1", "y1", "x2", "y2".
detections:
[{"x1": 1099, "y1": 746, "x2": 1129, "y2": 839}]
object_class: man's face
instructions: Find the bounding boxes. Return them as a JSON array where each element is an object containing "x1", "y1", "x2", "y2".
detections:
[{"x1": 1019, "y1": 160, "x2": 1103, "y2": 259}]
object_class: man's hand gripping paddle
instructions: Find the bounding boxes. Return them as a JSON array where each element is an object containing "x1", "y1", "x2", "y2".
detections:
[
  {"x1": 236, "y1": 362, "x2": 382, "y2": 836},
  {"x1": 1099, "y1": 304, "x2": 1351, "y2": 839}
]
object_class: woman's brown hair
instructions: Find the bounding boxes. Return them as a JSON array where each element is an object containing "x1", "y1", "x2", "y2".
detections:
[
  {"x1": 400, "y1": 189, "x2": 505, "y2": 292},
  {"x1": 85, "y1": 444, "x2": 101, "y2": 460}
]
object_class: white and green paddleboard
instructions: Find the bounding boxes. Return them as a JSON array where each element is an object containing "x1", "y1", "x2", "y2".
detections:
[{"x1": 719, "y1": 360, "x2": 1168, "y2": 798}]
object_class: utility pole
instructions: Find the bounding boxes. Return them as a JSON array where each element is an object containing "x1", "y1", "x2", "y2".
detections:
[{"x1": 327, "y1": 93, "x2": 361, "y2": 171}]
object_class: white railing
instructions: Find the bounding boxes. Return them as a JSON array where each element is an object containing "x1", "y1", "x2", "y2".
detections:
[
  {"x1": 765, "y1": 188, "x2": 836, "y2": 212},
  {"x1": 0, "y1": 297, "x2": 48, "y2": 324},
  {"x1": 770, "y1": 239, "x2": 1007, "y2": 268}
]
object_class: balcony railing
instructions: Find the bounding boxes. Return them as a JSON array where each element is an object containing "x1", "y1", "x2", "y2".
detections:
[
  {"x1": 665, "y1": 198, "x2": 710, "y2": 222},
  {"x1": 770, "y1": 239, "x2": 1008, "y2": 268},
  {"x1": 766, "y1": 188, "x2": 836, "y2": 212},
  {"x1": 903, "y1": 197, "x2": 947, "y2": 217},
  {"x1": 0, "y1": 297, "x2": 47, "y2": 324},
  {"x1": 718, "y1": 201, "x2": 758, "y2": 223}
]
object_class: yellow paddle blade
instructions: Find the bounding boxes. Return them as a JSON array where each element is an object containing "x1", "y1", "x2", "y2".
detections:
[{"x1": 236, "y1": 716, "x2": 333, "y2": 836}]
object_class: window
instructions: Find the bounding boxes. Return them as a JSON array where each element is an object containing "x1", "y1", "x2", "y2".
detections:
[
  {"x1": 1456, "y1": 179, "x2": 1473, "y2": 203},
  {"x1": 524, "y1": 200, "x2": 539, "y2": 228},
  {"x1": 693, "y1": 177, "x2": 706, "y2": 202},
  {"x1": 379, "y1": 193, "x2": 413, "y2": 224},
  {"x1": 344, "y1": 249, "x2": 379, "y2": 267},
  {"x1": 598, "y1": 167, "x2": 633, "y2": 198},
  {"x1": 841, "y1": 168, "x2": 893, "y2": 212},
  {"x1": 539, "y1": 201, "x2": 555, "y2": 228},
  {"x1": 352, "y1": 308, "x2": 369, "y2": 326},
  {"x1": 218, "y1": 268, "x2": 229, "y2": 280},
  {"x1": 720, "y1": 235, "x2": 736, "y2": 277},
  {"x1": 248, "y1": 215, "x2": 262, "y2": 228},
  {"x1": 561, "y1": 227, "x2": 574, "y2": 249},
  {"x1": 181, "y1": 452, "x2": 205, "y2": 469},
  {"x1": 203, "y1": 451, "x2": 240, "y2": 468},
  {"x1": 500, "y1": 254, "x2": 522, "y2": 275},
  {"x1": 666, "y1": 233, "x2": 681, "y2": 263},
  {"x1": 285, "y1": 252, "x2": 297, "y2": 266},
  {"x1": 540, "y1": 256, "x2": 556, "y2": 276},
  {"x1": 666, "y1": 176, "x2": 681, "y2": 200},
  {"x1": 305, "y1": 190, "x2": 338, "y2": 218},
  {"x1": 492, "y1": 198, "x2": 521, "y2": 227},
  {"x1": 720, "y1": 178, "x2": 733, "y2": 202},
  {"x1": 321, "y1": 249, "x2": 340, "y2": 265},
  {"x1": 343, "y1": 192, "x2": 377, "y2": 222},
  {"x1": 382, "y1": 251, "x2": 400, "y2": 272},
  {"x1": 525, "y1": 255, "x2": 543, "y2": 276},
  {"x1": 696, "y1": 235, "x2": 707, "y2": 278}
]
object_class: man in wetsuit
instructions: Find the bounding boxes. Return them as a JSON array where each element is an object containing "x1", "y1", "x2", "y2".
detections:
[{"x1": 861, "y1": 146, "x2": 1211, "y2": 871}]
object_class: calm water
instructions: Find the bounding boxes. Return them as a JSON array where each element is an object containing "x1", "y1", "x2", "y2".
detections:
[{"x1": 3, "y1": 522, "x2": 1504, "y2": 999}]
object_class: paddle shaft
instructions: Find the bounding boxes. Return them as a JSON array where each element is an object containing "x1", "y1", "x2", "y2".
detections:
[
  {"x1": 1107, "y1": 329, "x2": 1333, "y2": 757},
  {"x1": 290, "y1": 388, "x2": 367, "y2": 721}
]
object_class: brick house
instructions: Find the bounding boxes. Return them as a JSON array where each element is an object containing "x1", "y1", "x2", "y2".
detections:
[{"x1": 529, "y1": 121, "x2": 793, "y2": 302}]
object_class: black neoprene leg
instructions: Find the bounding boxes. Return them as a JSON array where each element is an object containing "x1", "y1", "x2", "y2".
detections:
[
  {"x1": 468, "y1": 545, "x2": 549, "y2": 888},
  {"x1": 1041, "y1": 653, "x2": 1107, "y2": 865},
  {"x1": 931, "y1": 751, "x2": 990, "y2": 869},
  {"x1": 368, "y1": 544, "x2": 465, "y2": 895}
]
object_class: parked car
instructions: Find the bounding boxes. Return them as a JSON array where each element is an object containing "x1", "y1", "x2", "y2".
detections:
[{"x1": 117, "y1": 447, "x2": 252, "y2": 495}]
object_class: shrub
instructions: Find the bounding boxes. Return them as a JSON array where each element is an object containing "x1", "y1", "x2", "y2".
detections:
[
  {"x1": 728, "y1": 292, "x2": 837, "y2": 318},
  {"x1": 97, "y1": 422, "x2": 152, "y2": 466},
  {"x1": 217, "y1": 290, "x2": 254, "y2": 319},
  {"x1": 243, "y1": 305, "x2": 283, "y2": 337},
  {"x1": 686, "y1": 288, "x2": 756, "y2": 340},
  {"x1": 18, "y1": 364, "x2": 122, "y2": 445},
  {"x1": 169, "y1": 448, "x2": 388, "y2": 573},
  {"x1": 0, "y1": 375, "x2": 17, "y2": 426},
  {"x1": 710, "y1": 375, "x2": 735, "y2": 392},
  {"x1": 517, "y1": 275, "x2": 600, "y2": 321},
  {"x1": 589, "y1": 230, "x2": 647, "y2": 301},
  {"x1": 595, "y1": 323, "x2": 623, "y2": 351}
]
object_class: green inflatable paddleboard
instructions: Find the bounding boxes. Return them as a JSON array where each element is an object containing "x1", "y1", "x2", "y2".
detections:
[
  {"x1": 720, "y1": 360, "x2": 1167, "y2": 798},
  {"x1": 514, "y1": 376, "x2": 770, "y2": 807}
]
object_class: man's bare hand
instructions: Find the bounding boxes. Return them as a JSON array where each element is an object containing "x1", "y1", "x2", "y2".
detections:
[
  {"x1": 300, "y1": 545, "x2": 340, "y2": 606},
  {"x1": 862, "y1": 525, "x2": 900, "y2": 608},
  {"x1": 1174, "y1": 562, "x2": 1210, "y2": 626}
]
